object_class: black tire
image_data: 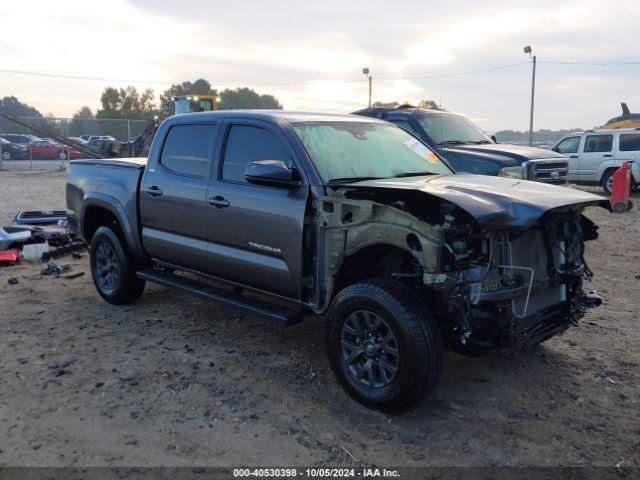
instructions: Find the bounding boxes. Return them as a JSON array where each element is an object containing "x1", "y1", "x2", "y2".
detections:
[
  {"x1": 58, "y1": 150, "x2": 69, "y2": 160},
  {"x1": 326, "y1": 279, "x2": 443, "y2": 413},
  {"x1": 90, "y1": 226, "x2": 145, "y2": 305},
  {"x1": 601, "y1": 169, "x2": 615, "y2": 195}
]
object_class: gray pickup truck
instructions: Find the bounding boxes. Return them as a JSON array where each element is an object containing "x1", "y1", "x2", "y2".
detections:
[{"x1": 67, "y1": 111, "x2": 607, "y2": 412}]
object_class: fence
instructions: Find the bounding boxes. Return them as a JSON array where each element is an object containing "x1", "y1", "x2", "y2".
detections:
[{"x1": 0, "y1": 116, "x2": 149, "y2": 170}]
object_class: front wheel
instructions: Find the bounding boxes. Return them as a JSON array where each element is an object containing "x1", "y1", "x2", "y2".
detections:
[
  {"x1": 90, "y1": 226, "x2": 145, "y2": 305},
  {"x1": 2, "y1": 151, "x2": 11, "y2": 160},
  {"x1": 326, "y1": 279, "x2": 443, "y2": 412}
]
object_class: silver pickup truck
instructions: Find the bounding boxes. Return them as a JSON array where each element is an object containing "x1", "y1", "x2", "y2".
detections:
[{"x1": 67, "y1": 111, "x2": 607, "y2": 412}]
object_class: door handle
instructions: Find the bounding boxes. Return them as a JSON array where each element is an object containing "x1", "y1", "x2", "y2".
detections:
[
  {"x1": 603, "y1": 154, "x2": 613, "y2": 157},
  {"x1": 143, "y1": 186, "x2": 163, "y2": 197},
  {"x1": 208, "y1": 196, "x2": 230, "y2": 208},
  {"x1": 569, "y1": 155, "x2": 578, "y2": 158}
]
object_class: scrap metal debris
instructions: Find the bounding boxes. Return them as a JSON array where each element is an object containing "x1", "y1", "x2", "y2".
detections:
[
  {"x1": 14, "y1": 210, "x2": 67, "y2": 225},
  {"x1": 1, "y1": 213, "x2": 87, "y2": 262},
  {"x1": 8, "y1": 277, "x2": 19, "y2": 285},
  {"x1": 41, "y1": 262, "x2": 71, "y2": 277}
]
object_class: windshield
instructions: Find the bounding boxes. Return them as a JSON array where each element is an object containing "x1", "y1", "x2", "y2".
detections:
[
  {"x1": 292, "y1": 121, "x2": 452, "y2": 183},
  {"x1": 416, "y1": 113, "x2": 491, "y2": 145}
]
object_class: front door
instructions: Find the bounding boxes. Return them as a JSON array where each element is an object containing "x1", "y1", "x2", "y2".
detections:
[
  {"x1": 205, "y1": 121, "x2": 308, "y2": 299},
  {"x1": 140, "y1": 122, "x2": 218, "y2": 269},
  {"x1": 580, "y1": 133, "x2": 613, "y2": 183},
  {"x1": 554, "y1": 135, "x2": 582, "y2": 181}
]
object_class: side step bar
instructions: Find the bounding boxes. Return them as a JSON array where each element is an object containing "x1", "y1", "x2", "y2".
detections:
[{"x1": 136, "y1": 268, "x2": 304, "y2": 326}]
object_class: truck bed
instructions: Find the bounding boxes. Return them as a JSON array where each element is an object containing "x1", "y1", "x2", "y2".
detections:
[
  {"x1": 66, "y1": 157, "x2": 147, "y2": 257},
  {"x1": 69, "y1": 157, "x2": 148, "y2": 169}
]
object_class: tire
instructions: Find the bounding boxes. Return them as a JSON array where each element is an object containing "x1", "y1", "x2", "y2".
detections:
[
  {"x1": 601, "y1": 169, "x2": 615, "y2": 195},
  {"x1": 326, "y1": 279, "x2": 443, "y2": 412},
  {"x1": 90, "y1": 226, "x2": 145, "y2": 305},
  {"x1": 58, "y1": 150, "x2": 69, "y2": 160},
  {"x1": 2, "y1": 151, "x2": 11, "y2": 160}
]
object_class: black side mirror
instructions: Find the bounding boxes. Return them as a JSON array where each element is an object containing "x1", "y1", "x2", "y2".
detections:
[
  {"x1": 245, "y1": 160, "x2": 301, "y2": 190},
  {"x1": 490, "y1": 134, "x2": 498, "y2": 143},
  {"x1": 551, "y1": 146, "x2": 560, "y2": 153}
]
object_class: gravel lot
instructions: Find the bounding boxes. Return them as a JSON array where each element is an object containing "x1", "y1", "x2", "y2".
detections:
[{"x1": 0, "y1": 162, "x2": 638, "y2": 468}]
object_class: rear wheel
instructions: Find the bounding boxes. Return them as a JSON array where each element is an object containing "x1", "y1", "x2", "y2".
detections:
[
  {"x1": 2, "y1": 151, "x2": 11, "y2": 160},
  {"x1": 90, "y1": 226, "x2": 145, "y2": 305},
  {"x1": 58, "y1": 150, "x2": 69, "y2": 160},
  {"x1": 326, "y1": 279, "x2": 442, "y2": 412}
]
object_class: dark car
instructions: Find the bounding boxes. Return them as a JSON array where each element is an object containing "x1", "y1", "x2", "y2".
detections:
[
  {"x1": 1, "y1": 138, "x2": 29, "y2": 160},
  {"x1": 67, "y1": 111, "x2": 606, "y2": 412},
  {"x1": 1, "y1": 133, "x2": 42, "y2": 145},
  {"x1": 353, "y1": 106, "x2": 569, "y2": 185}
]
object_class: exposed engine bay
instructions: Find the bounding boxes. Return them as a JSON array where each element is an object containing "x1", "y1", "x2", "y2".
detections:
[{"x1": 312, "y1": 184, "x2": 605, "y2": 356}]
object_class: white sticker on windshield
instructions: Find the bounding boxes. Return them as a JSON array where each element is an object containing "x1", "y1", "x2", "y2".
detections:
[{"x1": 404, "y1": 138, "x2": 438, "y2": 163}]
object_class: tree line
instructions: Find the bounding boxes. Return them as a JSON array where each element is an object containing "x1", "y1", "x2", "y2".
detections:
[{"x1": 0, "y1": 79, "x2": 282, "y2": 139}]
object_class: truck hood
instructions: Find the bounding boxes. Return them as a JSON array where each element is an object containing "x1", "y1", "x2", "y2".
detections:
[
  {"x1": 342, "y1": 174, "x2": 609, "y2": 229},
  {"x1": 443, "y1": 143, "x2": 564, "y2": 162}
]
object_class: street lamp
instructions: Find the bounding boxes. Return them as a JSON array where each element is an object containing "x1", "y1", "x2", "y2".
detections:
[
  {"x1": 362, "y1": 67, "x2": 372, "y2": 107},
  {"x1": 524, "y1": 45, "x2": 536, "y2": 146}
]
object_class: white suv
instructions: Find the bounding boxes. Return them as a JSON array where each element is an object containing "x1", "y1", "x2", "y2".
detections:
[{"x1": 552, "y1": 129, "x2": 640, "y2": 194}]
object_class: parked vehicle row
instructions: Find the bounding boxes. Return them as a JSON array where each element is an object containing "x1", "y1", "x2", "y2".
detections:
[
  {"x1": 552, "y1": 128, "x2": 640, "y2": 194},
  {"x1": 0, "y1": 133, "x2": 116, "y2": 160}
]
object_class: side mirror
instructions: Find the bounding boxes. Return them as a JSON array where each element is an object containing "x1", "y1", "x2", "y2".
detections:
[
  {"x1": 490, "y1": 134, "x2": 498, "y2": 143},
  {"x1": 244, "y1": 160, "x2": 301, "y2": 190},
  {"x1": 551, "y1": 146, "x2": 560, "y2": 153}
]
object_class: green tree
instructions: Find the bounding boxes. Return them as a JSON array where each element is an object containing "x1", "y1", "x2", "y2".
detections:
[
  {"x1": 69, "y1": 106, "x2": 101, "y2": 137},
  {"x1": 159, "y1": 79, "x2": 216, "y2": 118},
  {"x1": 218, "y1": 87, "x2": 282, "y2": 110},
  {"x1": 96, "y1": 86, "x2": 156, "y2": 120},
  {"x1": 0, "y1": 96, "x2": 43, "y2": 133}
]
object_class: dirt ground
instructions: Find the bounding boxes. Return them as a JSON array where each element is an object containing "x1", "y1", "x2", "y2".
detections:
[{"x1": 0, "y1": 161, "x2": 638, "y2": 468}]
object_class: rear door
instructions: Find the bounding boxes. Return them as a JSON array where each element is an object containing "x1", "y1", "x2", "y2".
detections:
[
  {"x1": 554, "y1": 135, "x2": 583, "y2": 181},
  {"x1": 140, "y1": 122, "x2": 219, "y2": 269},
  {"x1": 579, "y1": 133, "x2": 613, "y2": 183},
  {"x1": 204, "y1": 120, "x2": 308, "y2": 299}
]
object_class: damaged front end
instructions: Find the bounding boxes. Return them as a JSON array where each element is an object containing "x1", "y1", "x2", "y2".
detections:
[
  {"x1": 431, "y1": 209, "x2": 602, "y2": 355},
  {"x1": 315, "y1": 178, "x2": 606, "y2": 356}
]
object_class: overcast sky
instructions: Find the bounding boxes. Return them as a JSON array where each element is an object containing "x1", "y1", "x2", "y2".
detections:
[{"x1": 1, "y1": 0, "x2": 638, "y2": 131}]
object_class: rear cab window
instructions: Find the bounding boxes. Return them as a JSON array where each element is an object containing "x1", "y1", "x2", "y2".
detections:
[
  {"x1": 160, "y1": 123, "x2": 217, "y2": 177},
  {"x1": 583, "y1": 134, "x2": 613, "y2": 153}
]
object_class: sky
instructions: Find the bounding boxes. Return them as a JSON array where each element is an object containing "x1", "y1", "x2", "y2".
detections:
[{"x1": 0, "y1": 0, "x2": 638, "y2": 131}]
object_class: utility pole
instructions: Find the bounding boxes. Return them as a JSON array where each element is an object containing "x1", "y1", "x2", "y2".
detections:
[
  {"x1": 362, "y1": 67, "x2": 372, "y2": 107},
  {"x1": 524, "y1": 46, "x2": 536, "y2": 146}
]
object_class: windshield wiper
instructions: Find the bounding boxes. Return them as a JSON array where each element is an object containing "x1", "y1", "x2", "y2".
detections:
[
  {"x1": 438, "y1": 140, "x2": 467, "y2": 146},
  {"x1": 467, "y1": 140, "x2": 492, "y2": 144},
  {"x1": 393, "y1": 171, "x2": 439, "y2": 178},
  {"x1": 327, "y1": 176, "x2": 385, "y2": 184}
]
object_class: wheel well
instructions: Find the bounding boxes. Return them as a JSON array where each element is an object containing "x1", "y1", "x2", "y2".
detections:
[
  {"x1": 601, "y1": 167, "x2": 617, "y2": 183},
  {"x1": 83, "y1": 206, "x2": 120, "y2": 242},
  {"x1": 332, "y1": 244, "x2": 421, "y2": 297}
]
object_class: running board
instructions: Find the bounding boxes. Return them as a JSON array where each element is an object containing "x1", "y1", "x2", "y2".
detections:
[{"x1": 136, "y1": 268, "x2": 304, "y2": 326}]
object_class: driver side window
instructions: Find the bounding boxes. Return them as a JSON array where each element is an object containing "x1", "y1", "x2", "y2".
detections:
[
  {"x1": 556, "y1": 136, "x2": 581, "y2": 154},
  {"x1": 222, "y1": 125, "x2": 290, "y2": 184}
]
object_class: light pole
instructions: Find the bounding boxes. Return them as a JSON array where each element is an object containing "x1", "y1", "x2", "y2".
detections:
[
  {"x1": 362, "y1": 67, "x2": 372, "y2": 107},
  {"x1": 524, "y1": 45, "x2": 536, "y2": 146}
]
